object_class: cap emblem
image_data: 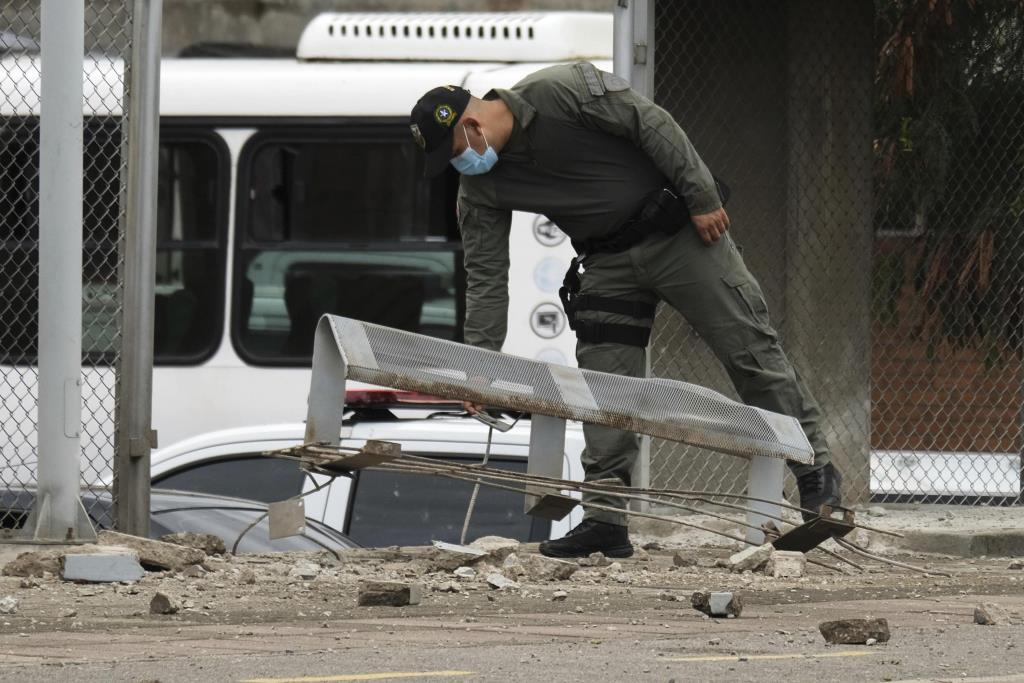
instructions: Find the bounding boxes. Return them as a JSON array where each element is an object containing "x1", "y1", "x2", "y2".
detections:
[
  {"x1": 434, "y1": 103, "x2": 457, "y2": 127},
  {"x1": 409, "y1": 123, "x2": 426, "y2": 149}
]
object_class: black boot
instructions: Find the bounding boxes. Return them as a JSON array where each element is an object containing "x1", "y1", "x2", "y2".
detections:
[
  {"x1": 796, "y1": 462, "x2": 843, "y2": 521},
  {"x1": 539, "y1": 519, "x2": 633, "y2": 558}
]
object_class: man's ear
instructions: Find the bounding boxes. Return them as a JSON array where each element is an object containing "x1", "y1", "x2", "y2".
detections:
[{"x1": 460, "y1": 116, "x2": 482, "y2": 137}]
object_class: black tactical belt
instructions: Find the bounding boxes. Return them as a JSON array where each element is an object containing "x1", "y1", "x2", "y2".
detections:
[{"x1": 558, "y1": 179, "x2": 730, "y2": 348}]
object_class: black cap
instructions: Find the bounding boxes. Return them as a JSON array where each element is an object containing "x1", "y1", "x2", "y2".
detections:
[{"x1": 409, "y1": 85, "x2": 472, "y2": 178}]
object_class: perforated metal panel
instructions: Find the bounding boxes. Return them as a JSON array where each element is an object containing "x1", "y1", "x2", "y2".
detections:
[{"x1": 313, "y1": 315, "x2": 812, "y2": 465}]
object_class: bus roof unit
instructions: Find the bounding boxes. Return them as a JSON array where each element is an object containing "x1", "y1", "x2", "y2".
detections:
[{"x1": 296, "y1": 12, "x2": 612, "y2": 63}]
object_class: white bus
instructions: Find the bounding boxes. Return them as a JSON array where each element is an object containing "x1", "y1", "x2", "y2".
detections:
[{"x1": 0, "y1": 12, "x2": 612, "y2": 473}]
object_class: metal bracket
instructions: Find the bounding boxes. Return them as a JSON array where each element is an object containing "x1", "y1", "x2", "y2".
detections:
[{"x1": 772, "y1": 505, "x2": 855, "y2": 553}]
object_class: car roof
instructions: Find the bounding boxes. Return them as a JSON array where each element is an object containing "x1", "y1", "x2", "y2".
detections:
[{"x1": 151, "y1": 412, "x2": 585, "y2": 466}]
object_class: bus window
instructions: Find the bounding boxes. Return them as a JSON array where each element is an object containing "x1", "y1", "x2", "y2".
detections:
[
  {"x1": 0, "y1": 122, "x2": 227, "y2": 365},
  {"x1": 153, "y1": 135, "x2": 228, "y2": 363},
  {"x1": 233, "y1": 128, "x2": 462, "y2": 366}
]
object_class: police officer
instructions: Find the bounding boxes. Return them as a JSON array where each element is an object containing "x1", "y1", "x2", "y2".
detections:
[{"x1": 409, "y1": 63, "x2": 842, "y2": 558}]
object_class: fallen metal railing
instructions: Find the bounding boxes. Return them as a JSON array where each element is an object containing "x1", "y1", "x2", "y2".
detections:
[{"x1": 305, "y1": 315, "x2": 814, "y2": 542}]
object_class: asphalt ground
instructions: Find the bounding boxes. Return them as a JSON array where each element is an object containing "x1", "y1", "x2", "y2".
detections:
[{"x1": 0, "y1": 545, "x2": 1022, "y2": 683}]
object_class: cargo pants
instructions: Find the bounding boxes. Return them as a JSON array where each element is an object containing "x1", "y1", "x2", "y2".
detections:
[{"x1": 575, "y1": 225, "x2": 830, "y2": 526}]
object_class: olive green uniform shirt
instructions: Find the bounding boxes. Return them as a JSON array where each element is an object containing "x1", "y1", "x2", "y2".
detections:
[{"x1": 457, "y1": 62, "x2": 721, "y2": 352}]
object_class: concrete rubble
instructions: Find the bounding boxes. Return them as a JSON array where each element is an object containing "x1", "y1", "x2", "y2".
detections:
[
  {"x1": 98, "y1": 531, "x2": 206, "y2": 571},
  {"x1": 691, "y1": 591, "x2": 743, "y2": 618},
  {"x1": 818, "y1": 617, "x2": 891, "y2": 644},
  {"x1": 428, "y1": 541, "x2": 486, "y2": 570},
  {"x1": 974, "y1": 602, "x2": 1010, "y2": 625},
  {"x1": 0, "y1": 596, "x2": 18, "y2": 615},
  {"x1": 727, "y1": 543, "x2": 773, "y2": 573},
  {"x1": 149, "y1": 591, "x2": 180, "y2": 615},
  {"x1": 468, "y1": 536, "x2": 520, "y2": 562},
  {"x1": 357, "y1": 581, "x2": 422, "y2": 607},
  {"x1": 672, "y1": 552, "x2": 696, "y2": 568},
  {"x1": 578, "y1": 552, "x2": 612, "y2": 567},
  {"x1": 159, "y1": 532, "x2": 226, "y2": 556},
  {"x1": 766, "y1": 550, "x2": 806, "y2": 578},
  {"x1": 62, "y1": 552, "x2": 145, "y2": 583},
  {"x1": 486, "y1": 573, "x2": 520, "y2": 591}
]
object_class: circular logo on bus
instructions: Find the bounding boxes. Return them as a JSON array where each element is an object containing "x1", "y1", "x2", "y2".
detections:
[
  {"x1": 533, "y1": 257, "x2": 564, "y2": 293},
  {"x1": 532, "y1": 215, "x2": 567, "y2": 247},
  {"x1": 530, "y1": 302, "x2": 566, "y2": 339}
]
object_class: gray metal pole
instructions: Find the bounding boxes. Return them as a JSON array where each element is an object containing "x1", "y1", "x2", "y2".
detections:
[
  {"x1": 613, "y1": 0, "x2": 633, "y2": 83},
  {"x1": 114, "y1": 0, "x2": 162, "y2": 536},
  {"x1": 24, "y1": 0, "x2": 96, "y2": 542}
]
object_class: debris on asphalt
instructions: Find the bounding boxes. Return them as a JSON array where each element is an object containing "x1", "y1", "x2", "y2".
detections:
[
  {"x1": 357, "y1": 581, "x2": 422, "y2": 607},
  {"x1": 237, "y1": 568, "x2": 257, "y2": 585},
  {"x1": 578, "y1": 552, "x2": 611, "y2": 568},
  {"x1": 468, "y1": 536, "x2": 520, "y2": 562},
  {"x1": 150, "y1": 591, "x2": 180, "y2": 615},
  {"x1": 867, "y1": 506, "x2": 888, "y2": 517},
  {"x1": 159, "y1": 532, "x2": 226, "y2": 556},
  {"x1": 551, "y1": 590, "x2": 568, "y2": 601},
  {"x1": 428, "y1": 541, "x2": 487, "y2": 570},
  {"x1": 766, "y1": 550, "x2": 806, "y2": 578},
  {"x1": 98, "y1": 531, "x2": 205, "y2": 571},
  {"x1": 672, "y1": 552, "x2": 696, "y2": 568},
  {"x1": 433, "y1": 581, "x2": 461, "y2": 593},
  {"x1": 691, "y1": 591, "x2": 743, "y2": 618},
  {"x1": 62, "y1": 552, "x2": 145, "y2": 583},
  {"x1": 180, "y1": 564, "x2": 208, "y2": 579},
  {"x1": 485, "y1": 573, "x2": 520, "y2": 591},
  {"x1": 453, "y1": 566, "x2": 477, "y2": 579},
  {"x1": 0, "y1": 596, "x2": 19, "y2": 615},
  {"x1": 289, "y1": 561, "x2": 319, "y2": 581},
  {"x1": 1007, "y1": 560, "x2": 1023, "y2": 571},
  {"x1": 641, "y1": 541, "x2": 664, "y2": 551},
  {"x1": 522, "y1": 555, "x2": 579, "y2": 581},
  {"x1": 974, "y1": 602, "x2": 1010, "y2": 626},
  {"x1": 728, "y1": 543, "x2": 773, "y2": 573},
  {"x1": 818, "y1": 617, "x2": 891, "y2": 644},
  {"x1": 3, "y1": 550, "x2": 67, "y2": 577}
]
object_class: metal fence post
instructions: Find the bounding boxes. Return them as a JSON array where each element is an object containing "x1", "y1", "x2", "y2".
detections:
[
  {"x1": 23, "y1": 0, "x2": 95, "y2": 542},
  {"x1": 114, "y1": 0, "x2": 162, "y2": 536}
]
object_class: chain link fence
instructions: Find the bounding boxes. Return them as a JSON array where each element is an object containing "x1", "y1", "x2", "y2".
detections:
[
  {"x1": 0, "y1": 1, "x2": 133, "y2": 530},
  {"x1": 649, "y1": 0, "x2": 1024, "y2": 507}
]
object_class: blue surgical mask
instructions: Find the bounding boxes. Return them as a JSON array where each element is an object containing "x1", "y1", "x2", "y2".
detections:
[{"x1": 451, "y1": 127, "x2": 498, "y2": 175}]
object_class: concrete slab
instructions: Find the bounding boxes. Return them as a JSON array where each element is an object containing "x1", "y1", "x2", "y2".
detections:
[{"x1": 61, "y1": 553, "x2": 144, "y2": 583}]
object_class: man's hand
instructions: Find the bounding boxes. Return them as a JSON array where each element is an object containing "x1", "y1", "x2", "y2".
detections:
[
  {"x1": 462, "y1": 401, "x2": 486, "y2": 415},
  {"x1": 691, "y1": 207, "x2": 730, "y2": 245}
]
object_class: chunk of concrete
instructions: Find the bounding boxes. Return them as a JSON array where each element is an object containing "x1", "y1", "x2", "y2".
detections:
[
  {"x1": 766, "y1": 550, "x2": 806, "y2": 578},
  {"x1": 522, "y1": 555, "x2": 579, "y2": 581},
  {"x1": 551, "y1": 590, "x2": 568, "y2": 601},
  {"x1": 180, "y1": 564, "x2": 208, "y2": 579},
  {"x1": 728, "y1": 544, "x2": 773, "y2": 573},
  {"x1": 237, "y1": 568, "x2": 257, "y2": 585},
  {"x1": 158, "y1": 532, "x2": 226, "y2": 556},
  {"x1": 428, "y1": 541, "x2": 487, "y2": 570},
  {"x1": 149, "y1": 591, "x2": 180, "y2": 615},
  {"x1": 2, "y1": 550, "x2": 62, "y2": 578},
  {"x1": 357, "y1": 581, "x2": 422, "y2": 607},
  {"x1": 98, "y1": 531, "x2": 205, "y2": 571},
  {"x1": 62, "y1": 553, "x2": 145, "y2": 583},
  {"x1": 485, "y1": 573, "x2": 520, "y2": 591},
  {"x1": 672, "y1": 552, "x2": 697, "y2": 568},
  {"x1": 691, "y1": 591, "x2": 743, "y2": 618},
  {"x1": 453, "y1": 566, "x2": 477, "y2": 579},
  {"x1": 289, "y1": 561, "x2": 319, "y2": 581},
  {"x1": 578, "y1": 552, "x2": 611, "y2": 567},
  {"x1": 818, "y1": 617, "x2": 891, "y2": 644},
  {"x1": 0, "y1": 596, "x2": 18, "y2": 614},
  {"x1": 975, "y1": 602, "x2": 1010, "y2": 625},
  {"x1": 1008, "y1": 560, "x2": 1024, "y2": 571},
  {"x1": 468, "y1": 536, "x2": 520, "y2": 562},
  {"x1": 433, "y1": 581, "x2": 462, "y2": 593}
]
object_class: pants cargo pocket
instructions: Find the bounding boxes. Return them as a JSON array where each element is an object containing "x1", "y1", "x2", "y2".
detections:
[{"x1": 722, "y1": 273, "x2": 776, "y2": 337}]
